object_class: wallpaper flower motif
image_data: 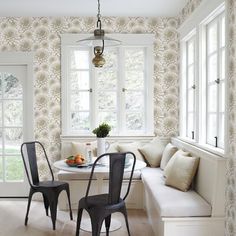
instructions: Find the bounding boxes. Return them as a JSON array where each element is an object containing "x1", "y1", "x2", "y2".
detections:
[
  {"x1": 0, "y1": 16, "x2": 179, "y2": 178},
  {"x1": 226, "y1": 0, "x2": 236, "y2": 234}
]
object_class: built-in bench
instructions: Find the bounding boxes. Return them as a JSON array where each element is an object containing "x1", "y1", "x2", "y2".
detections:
[
  {"x1": 142, "y1": 137, "x2": 226, "y2": 236},
  {"x1": 57, "y1": 136, "x2": 226, "y2": 236}
]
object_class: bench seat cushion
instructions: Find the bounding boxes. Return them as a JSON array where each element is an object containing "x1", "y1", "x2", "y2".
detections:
[
  {"x1": 141, "y1": 167, "x2": 211, "y2": 217},
  {"x1": 57, "y1": 170, "x2": 141, "y2": 180}
]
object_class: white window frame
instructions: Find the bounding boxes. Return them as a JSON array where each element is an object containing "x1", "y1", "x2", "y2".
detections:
[
  {"x1": 61, "y1": 34, "x2": 154, "y2": 137},
  {"x1": 179, "y1": 0, "x2": 226, "y2": 156}
]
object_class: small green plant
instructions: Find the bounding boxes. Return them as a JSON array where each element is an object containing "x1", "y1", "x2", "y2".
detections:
[{"x1": 92, "y1": 123, "x2": 111, "y2": 138}]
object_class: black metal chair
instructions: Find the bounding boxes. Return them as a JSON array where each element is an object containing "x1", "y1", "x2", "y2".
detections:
[
  {"x1": 75, "y1": 152, "x2": 136, "y2": 236},
  {"x1": 21, "y1": 141, "x2": 73, "y2": 230}
]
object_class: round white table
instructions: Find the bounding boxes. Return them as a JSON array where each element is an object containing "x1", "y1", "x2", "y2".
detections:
[{"x1": 54, "y1": 158, "x2": 146, "y2": 232}]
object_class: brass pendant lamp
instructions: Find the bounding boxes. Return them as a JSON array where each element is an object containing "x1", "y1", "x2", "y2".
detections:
[{"x1": 77, "y1": 0, "x2": 121, "y2": 67}]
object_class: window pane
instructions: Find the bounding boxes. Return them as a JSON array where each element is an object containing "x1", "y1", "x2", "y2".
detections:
[
  {"x1": 218, "y1": 113, "x2": 224, "y2": 148},
  {"x1": 187, "y1": 113, "x2": 194, "y2": 138},
  {"x1": 70, "y1": 71, "x2": 89, "y2": 90},
  {"x1": 125, "y1": 91, "x2": 144, "y2": 110},
  {"x1": 207, "y1": 113, "x2": 217, "y2": 145},
  {"x1": 188, "y1": 41, "x2": 194, "y2": 65},
  {"x1": 207, "y1": 22, "x2": 217, "y2": 54},
  {"x1": 71, "y1": 112, "x2": 90, "y2": 131},
  {"x1": 221, "y1": 49, "x2": 225, "y2": 79},
  {"x1": 5, "y1": 156, "x2": 24, "y2": 181},
  {"x1": 0, "y1": 156, "x2": 2, "y2": 181},
  {"x1": 219, "y1": 82, "x2": 225, "y2": 113},
  {"x1": 98, "y1": 92, "x2": 116, "y2": 110},
  {"x1": 221, "y1": 17, "x2": 225, "y2": 47},
  {"x1": 208, "y1": 84, "x2": 217, "y2": 112},
  {"x1": 97, "y1": 70, "x2": 117, "y2": 90},
  {"x1": 71, "y1": 92, "x2": 90, "y2": 111},
  {"x1": 126, "y1": 113, "x2": 144, "y2": 131},
  {"x1": 125, "y1": 71, "x2": 144, "y2": 90},
  {"x1": 0, "y1": 130, "x2": 2, "y2": 154},
  {"x1": 0, "y1": 102, "x2": 2, "y2": 127},
  {"x1": 125, "y1": 49, "x2": 144, "y2": 70},
  {"x1": 4, "y1": 128, "x2": 22, "y2": 154},
  {"x1": 208, "y1": 54, "x2": 217, "y2": 82},
  {"x1": 3, "y1": 74, "x2": 22, "y2": 99},
  {"x1": 4, "y1": 101, "x2": 23, "y2": 126},
  {"x1": 103, "y1": 49, "x2": 118, "y2": 69},
  {"x1": 70, "y1": 50, "x2": 89, "y2": 69},
  {"x1": 187, "y1": 66, "x2": 194, "y2": 88},
  {"x1": 188, "y1": 90, "x2": 194, "y2": 112},
  {"x1": 98, "y1": 112, "x2": 117, "y2": 131}
]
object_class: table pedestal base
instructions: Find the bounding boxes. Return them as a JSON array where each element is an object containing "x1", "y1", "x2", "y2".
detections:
[{"x1": 80, "y1": 219, "x2": 122, "y2": 232}]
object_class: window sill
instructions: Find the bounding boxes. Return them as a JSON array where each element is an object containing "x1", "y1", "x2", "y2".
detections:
[
  {"x1": 176, "y1": 136, "x2": 225, "y2": 157},
  {"x1": 60, "y1": 134, "x2": 157, "y2": 143}
]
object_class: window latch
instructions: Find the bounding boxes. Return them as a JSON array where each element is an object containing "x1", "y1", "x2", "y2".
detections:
[
  {"x1": 88, "y1": 88, "x2": 93, "y2": 93},
  {"x1": 214, "y1": 136, "x2": 218, "y2": 148},
  {"x1": 215, "y1": 78, "x2": 220, "y2": 84},
  {"x1": 192, "y1": 85, "x2": 196, "y2": 89},
  {"x1": 122, "y1": 88, "x2": 127, "y2": 92},
  {"x1": 192, "y1": 131, "x2": 194, "y2": 140}
]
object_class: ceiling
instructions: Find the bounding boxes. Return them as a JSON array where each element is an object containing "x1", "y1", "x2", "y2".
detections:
[{"x1": 0, "y1": 0, "x2": 188, "y2": 17}]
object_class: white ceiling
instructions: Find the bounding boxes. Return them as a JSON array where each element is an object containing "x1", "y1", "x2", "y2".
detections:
[{"x1": 0, "y1": 0, "x2": 188, "y2": 17}]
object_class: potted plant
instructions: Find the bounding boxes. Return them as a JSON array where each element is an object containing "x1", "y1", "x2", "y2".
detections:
[{"x1": 93, "y1": 123, "x2": 111, "y2": 157}]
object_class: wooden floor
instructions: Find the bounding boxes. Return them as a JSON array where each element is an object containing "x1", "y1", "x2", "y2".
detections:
[{"x1": 0, "y1": 200, "x2": 154, "y2": 236}]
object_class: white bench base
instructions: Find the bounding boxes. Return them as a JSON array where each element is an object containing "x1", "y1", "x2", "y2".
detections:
[{"x1": 58, "y1": 178, "x2": 144, "y2": 210}]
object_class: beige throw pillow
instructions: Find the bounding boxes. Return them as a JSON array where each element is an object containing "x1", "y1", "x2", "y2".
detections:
[
  {"x1": 160, "y1": 143, "x2": 178, "y2": 170},
  {"x1": 163, "y1": 150, "x2": 190, "y2": 177},
  {"x1": 138, "y1": 138, "x2": 168, "y2": 167},
  {"x1": 165, "y1": 154, "x2": 200, "y2": 191},
  {"x1": 117, "y1": 142, "x2": 144, "y2": 161}
]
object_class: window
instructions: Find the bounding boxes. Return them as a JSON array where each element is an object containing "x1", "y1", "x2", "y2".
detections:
[
  {"x1": 205, "y1": 13, "x2": 225, "y2": 148},
  {"x1": 182, "y1": 34, "x2": 197, "y2": 140},
  {"x1": 180, "y1": 2, "x2": 225, "y2": 152},
  {"x1": 61, "y1": 34, "x2": 154, "y2": 136}
]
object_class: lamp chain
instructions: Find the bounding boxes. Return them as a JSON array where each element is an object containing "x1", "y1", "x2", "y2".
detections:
[{"x1": 97, "y1": 0, "x2": 102, "y2": 29}]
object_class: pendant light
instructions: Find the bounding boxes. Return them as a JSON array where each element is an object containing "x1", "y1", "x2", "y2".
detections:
[{"x1": 77, "y1": 0, "x2": 121, "y2": 67}]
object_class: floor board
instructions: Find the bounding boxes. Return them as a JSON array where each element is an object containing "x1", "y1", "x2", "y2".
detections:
[{"x1": 0, "y1": 200, "x2": 154, "y2": 236}]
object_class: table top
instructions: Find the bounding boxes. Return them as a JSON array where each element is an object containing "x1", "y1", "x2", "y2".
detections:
[{"x1": 53, "y1": 158, "x2": 146, "y2": 174}]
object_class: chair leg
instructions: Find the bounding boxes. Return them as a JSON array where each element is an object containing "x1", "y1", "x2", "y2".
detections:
[
  {"x1": 90, "y1": 214, "x2": 103, "y2": 236},
  {"x1": 65, "y1": 186, "x2": 73, "y2": 220},
  {"x1": 42, "y1": 194, "x2": 49, "y2": 216},
  {"x1": 75, "y1": 208, "x2": 83, "y2": 236},
  {"x1": 105, "y1": 215, "x2": 111, "y2": 236},
  {"x1": 121, "y1": 207, "x2": 131, "y2": 236},
  {"x1": 49, "y1": 198, "x2": 58, "y2": 230},
  {"x1": 25, "y1": 188, "x2": 34, "y2": 226}
]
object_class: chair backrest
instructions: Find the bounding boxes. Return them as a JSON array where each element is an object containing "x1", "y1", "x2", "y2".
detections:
[
  {"x1": 21, "y1": 141, "x2": 54, "y2": 186},
  {"x1": 85, "y1": 152, "x2": 136, "y2": 204}
]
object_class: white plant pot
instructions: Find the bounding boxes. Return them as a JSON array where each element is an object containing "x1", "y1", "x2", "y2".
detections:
[{"x1": 97, "y1": 138, "x2": 110, "y2": 165}]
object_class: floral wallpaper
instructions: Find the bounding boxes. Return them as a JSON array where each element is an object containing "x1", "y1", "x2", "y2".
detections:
[
  {"x1": 178, "y1": 0, "x2": 202, "y2": 25},
  {"x1": 0, "y1": 17, "x2": 179, "y2": 175},
  {"x1": 226, "y1": 0, "x2": 236, "y2": 235},
  {"x1": 179, "y1": 0, "x2": 236, "y2": 235}
]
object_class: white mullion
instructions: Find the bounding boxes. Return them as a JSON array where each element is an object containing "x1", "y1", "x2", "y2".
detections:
[
  {"x1": 118, "y1": 47, "x2": 125, "y2": 135},
  {"x1": 1, "y1": 79, "x2": 5, "y2": 182},
  {"x1": 90, "y1": 48, "x2": 96, "y2": 131}
]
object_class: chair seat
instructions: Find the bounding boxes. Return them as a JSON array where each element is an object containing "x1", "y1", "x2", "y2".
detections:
[
  {"x1": 34, "y1": 180, "x2": 68, "y2": 188},
  {"x1": 79, "y1": 194, "x2": 124, "y2": 209}
]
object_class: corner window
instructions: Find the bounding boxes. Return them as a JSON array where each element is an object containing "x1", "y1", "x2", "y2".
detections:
[
  {"x1": 61, "y1": 34, "x2": 154, "y2": 136},
  {"x1": 180, "y1": 3, "x2": 225, "y2": 152}
]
